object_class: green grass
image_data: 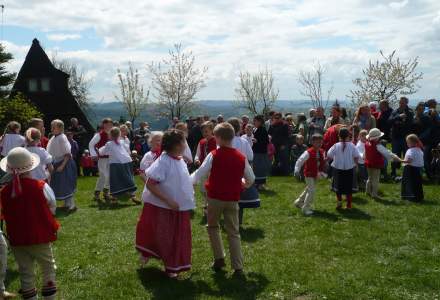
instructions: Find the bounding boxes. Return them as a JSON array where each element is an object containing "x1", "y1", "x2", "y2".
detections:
[{"x1": 4, "y1": 176, "x2": 440, "y2": 300}]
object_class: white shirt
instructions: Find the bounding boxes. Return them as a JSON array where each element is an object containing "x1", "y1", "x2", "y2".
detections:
[
  {"x1": 0, "y1": 134, "x2": 25, "y2": 156},
  {"x1": 47, "y1": 134, "x2": 71, "y2": 163},
  {"x1": 356, "y1": 141, "x2": 366, "y2": 164},
  {"x1": 43, "y1": 183, "x2": 57, "y2": 215},
  {"x1": 88, "y1": 133, "x2": 103, "y2": 157},
  {"x1": 120, "y1": 137, "x2": 131, "y2": 154},
  {"x1": 183, "y1": 141, "x2": 193, "y2": 164},
  {"x1": 27, "y1": 146, "x2": 53, "y2": 180},
  {"x1": 140, "y1": 151, "x2": 159, "y2": 171},
  {"x1": 142, "y1": 153, "x2": 195, "y2": 211},
  {"x1": 99, "y1": 141, "x2": 132, "y2": 164},
  {"x1": 404, "y1": 147, "x2": 424, "y2": 167},
  {"x1": 191, "y1": 151, "x2": 255, "y2": 187},
  {"x1": 232, "y1": 136, "x2": 254, "y2": 161},
  {"x1": 327, "y1": 142, "x2": 360, "y2": 170},
  {"x1": 241, "y1": 134, "x2": 254, "y2": 147},
  {"x1": 376, "y1": 144, "x2": 400, "y2": 161}
]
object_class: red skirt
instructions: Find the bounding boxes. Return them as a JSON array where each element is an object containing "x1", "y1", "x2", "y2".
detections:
[{"x1": 135, "y1": 203, "x2": 192, "y2": 273}]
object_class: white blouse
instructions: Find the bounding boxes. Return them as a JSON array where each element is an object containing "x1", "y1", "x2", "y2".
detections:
[
  {"x1": 183, "y1": 141, "x2": 193, "y2": 164},
  {"x1": 241, "y1": 134, "x2": 254, "y2": 147},
  {"x1": 404, "y1": 147, "x2": 424, "y2": 167},
  {"x1": 47, "y1": 134, "x2": 71, "y2": 163},
  {"x1": 120, "y1": 137, "x2": 131, "y2": 154},
  {"x1": 27, "y1": 146, "x2": 53, "y2": 180},
  {"x1": 140, "y1": 151, "x2": 159, "y2": 171},
  {"x1": 142, "y1": 153, "x2": 195, "y2": 211},
  {"x1": 356, "y1": 141, "x2": 366, "y2": 164},
  {"x1": 0, "y1": 134, "x2": 25, "y2": 156},
  {"x1": 99, "y1": 141, "x2": 132, "y2": 164},
  {"x1": 232, "y1": 136, "x2": 254, "y2": 162},
  {"x1": 327, "y1": 142, "x2": 360, "y2": 170}
]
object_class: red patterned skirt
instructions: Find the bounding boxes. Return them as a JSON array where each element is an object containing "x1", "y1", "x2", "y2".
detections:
[{"x1": 135, "y1": 203, "x2": 192, "y2": 273}]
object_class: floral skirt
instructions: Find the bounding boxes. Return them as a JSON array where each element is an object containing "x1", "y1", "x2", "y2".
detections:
[{"x1": 135, "y1": 203, "x2": 192, "y2": 273}]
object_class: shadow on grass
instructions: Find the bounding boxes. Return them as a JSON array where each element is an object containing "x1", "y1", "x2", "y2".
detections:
[
  {"x1": 311, "y1": 210, "x2": 339, "y2": 222},
  {"x1": 55, "y1": 207, "x2": 74, "y2": 219},
  {"x1": 373, "y1": 197, "x2": 405, "y2": 206},
  {"x1": 419, "y1": 199, "x2": 438, "y2": 206},
  {"x1": 258, "y1": 189, "x2": 277, "y2": 197},
  {"x1": 240, "y1": 227, "x2": 265, "y2": 243},
  {"x1": 4, "y1": 268, "x2": 19, "y2": 289},
  {"x1": 137, "y1": 267, "x2": 269, "y2": 300},
  {"x1": 351, "y1": 196, "x2": 368, "y2": 205},
  {"x1": 338, "y1": 208, "x2": 372, "y2": 220}
]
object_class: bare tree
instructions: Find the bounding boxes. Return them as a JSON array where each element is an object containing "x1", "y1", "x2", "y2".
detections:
[
  {"x1": 148, "y1": 44, "x2": 208, "y2": 120},
  {"x1": 349, "y1": 50, "x2": 423, "y2": 106},
  {"x1": 115, "y1": 62, "x2": 150, "y2": 123},
  {"x1": 52, "y1": 54, "x2": 92, "y2": 112},
  {"x1": 298, "y1": 62, "x2": 333, "y2": 109},
  {"x1": 235, "y1": 66, "x2": 279, "y2": 116}
]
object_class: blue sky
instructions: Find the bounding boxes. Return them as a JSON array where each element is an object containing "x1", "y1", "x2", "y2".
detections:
[{"x1": 3, "y1": 0, "x2": 440, "y2": 102}]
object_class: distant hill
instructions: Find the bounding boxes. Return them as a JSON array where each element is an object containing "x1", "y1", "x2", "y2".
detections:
[{"x1": 87, "y1": 100, "x2": 342, "y2": 130}]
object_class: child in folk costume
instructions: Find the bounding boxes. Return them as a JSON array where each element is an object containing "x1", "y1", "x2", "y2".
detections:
[
  {"x1": 241, "y1": 123, "x2": 254, "y2": 147},
  {"x1": 252, "y1": 115, "x2": 270, "y2": 190},
  {"x1": 364, "y1": 128, "x2": 401, "y2": 199},
  {"x1": 89, "y1": 118, "x2": 113, "y2": 202},
  {"x1": 293, "y1": 134, "x2": 326, "y2": 216},
  {"x1": 139, "y1": 131, "x2": 163, "y2": 182},
  {"x1": 80, "y1": 150, "x2": 97, "y2": 176},
  {"x1": 25, "y1": 128, "x2": 53, "y2": 181},
  {"x1": 327, "y1": 128, "x2": 360, "y2": 209},
  {"x1": 119, "y1": 124, "x2": 131, "y2": 154},
  {"x1": 29, "y1": 118, "x2": 49, "y2": 149},
  {"x1": 0, "y1": 121, "x2": 25, "y2": 157},
  {"x1": 135, "y1": 129, "x2": 195, "y2": 278},
  {"x1": 0, "y1": 228, "x2": 15, "y2": 299},
  {"x1": 47, "y1": 120, "x2": 77, "y2": 212},
  {"x1": 98, "y1": 127, "x2": 139, "y2": 205},
  {"x1": 228, "y1": 118, "x2": 259, "y2": 225},
  {"x1": 175, "y1": 122, "x2": 194, "y2": 165},
  {"x1": 191, "y1": 123, "x2": 255, "y2": 275},
  {"x1": 401, "y1": 134, "x2": 424, "y2": 202},
  {"x1": 0, "y1": 148, "x2": 59, "y2": 300},
  {"x1": 355, "y1": 130, "x2": 368, "y2": 191},
  {"x1": 194, "y1": 121, "x2": 217, "y2": 217},
  {"x1": 291, "y1": 134, "x2": 308, "y2": 179}
]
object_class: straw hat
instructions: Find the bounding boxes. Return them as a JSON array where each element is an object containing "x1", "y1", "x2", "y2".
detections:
[
  {"x1": 366, "y1": 128, "x2": 384, "y2": 140},
  {"x1": 0, "y1": 147, "x2": 40, "y2": 174}
]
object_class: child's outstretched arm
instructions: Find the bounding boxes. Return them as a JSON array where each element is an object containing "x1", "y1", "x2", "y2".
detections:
[
  {"x1": 377, "y1": 144, "x2": 401, "y2": 162},
  {"x1": 294, "y1": 151, "x2": 309, "y2": 177},
  {"x1": 190, "y1": 153, "x2": 213, "y2": 185}
]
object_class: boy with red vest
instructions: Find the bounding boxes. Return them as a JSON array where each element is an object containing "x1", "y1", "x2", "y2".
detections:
[
  {"x1": 365, "y1": 128, "x2": 400, "y2": 198},
  {"x1": 0, "y1": 148, "x2": 59, "y2": 300},
  {"x1": 293, "y1": 134, "x2": 326, "y2": 216},
  {"x1": 89, "y1": 118, "x2": 113, "y2": 202},
  {"x1": 191, "y1": 122, "x2": 254, "y2": 275},
  {"x1": 194, "y1": 121, "x2": 217, "y2": 217}
]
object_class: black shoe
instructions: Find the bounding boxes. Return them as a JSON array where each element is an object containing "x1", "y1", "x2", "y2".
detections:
[
  {"x1": 232, "y1": 269, "x2": 245, "y2": 278},
  {"x1": 212, "y1": 259, "x2": 226, "y2": 272}
]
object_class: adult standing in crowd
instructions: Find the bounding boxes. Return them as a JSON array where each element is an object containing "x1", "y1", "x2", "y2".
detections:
[
  {"x1": 307, "y1": 107, "x2": 326, "y2": 145},
  {"x1": 268, "y1": 112, "x2": 290, "y2": 176},
  {"x1": 135, "y1": 122, "x2": 150, "y2": 138},
  {"x1": 68, "y1": 118, "x2": 88, "y2": 176},
  {"x1": 188, "y1": 116, "x2": 203, "y2": 155},
  {"x1": 324, "y1": 105, "x2": 349, "y2": 131},
  {"x1": 421, "y1": 100, "x2": 438, "y2": 179},
  {"x1": 252, "y1": 115, "x2": 270, "y2": 190},
  {"x1": 125, "y1": 121, "x2": 135, "y2": 141},
  {"x1": 352, "y1": 104, "x2": 376, "y2": 131},
  {"x1": 388, "y1": 97, "x2": 414, "y2": 179},
  {"x1": 377, "y1": 100, "x2": 393, "y2": 142}
]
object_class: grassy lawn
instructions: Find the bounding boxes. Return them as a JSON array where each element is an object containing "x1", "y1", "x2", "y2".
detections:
[{"x1": 4, "y1": 175, "x2": 440, "y2": 300}]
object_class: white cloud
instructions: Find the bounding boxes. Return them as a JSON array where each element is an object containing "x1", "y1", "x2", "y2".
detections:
[
  {"x1": 4, "y1": 0, "x2": 440, "y2": 101},
  {"x1": 47, "y1": 33, "x2": 81, "y2": 42}
]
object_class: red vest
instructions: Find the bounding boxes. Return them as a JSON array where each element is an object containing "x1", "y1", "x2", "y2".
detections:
[
  {"x1": 304, "y1": 147, "x2": 325, "y2": 178},
  {"x1": 365, "y1": 140, "x2": 385, "y2": 169},
  {"x1": 198, "y1": 137, "x2": 217, "y2": 163},
  {"x1": 94, "y1": 131, "x2": 109, "y2": 158},
  {"x1": 1, "y1": 178, "x2": 60, "y2": 246},
  {"x1": 205, "y1": 147, "x2": 246, "y2": 201}
]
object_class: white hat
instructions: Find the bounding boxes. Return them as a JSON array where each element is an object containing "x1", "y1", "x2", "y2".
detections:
[
  {"x1": 366, "y1": 128, "x2": 384, "y2": 140},
  {"x1": 0, "y1": 147, "x2": 40, "y2": 174}
]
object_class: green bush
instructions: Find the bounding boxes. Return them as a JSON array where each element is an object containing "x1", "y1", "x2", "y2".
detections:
[{"x1": 0, "y1": 93, "x2": 43, "y2": 131}]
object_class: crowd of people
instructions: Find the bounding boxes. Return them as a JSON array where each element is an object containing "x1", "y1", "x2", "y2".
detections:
[{"x1": 0, "y1": 96, "x2": 438, "y2": 298}]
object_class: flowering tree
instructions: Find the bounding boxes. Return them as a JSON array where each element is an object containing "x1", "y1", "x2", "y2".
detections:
[
  {"x1": 349, "y1": 50, "x2": 423, "y2": 106},
  {"x1": 148, "y1": 44, "x2": 207, "y2": 120},
  {"x1": 235, "y1": 66, "x2": 279, "y2": 117},
  {"x1": 298, "y1": 62, "x2": 333, "y2": 109}
]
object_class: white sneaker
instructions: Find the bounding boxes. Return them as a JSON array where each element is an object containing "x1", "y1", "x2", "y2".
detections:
[
  {"x1": 294, "y1": 199, "x2": 303, "y2": 208},
  {"x1": 302, "y1": 209, "x2": 314, "y2": 216}
]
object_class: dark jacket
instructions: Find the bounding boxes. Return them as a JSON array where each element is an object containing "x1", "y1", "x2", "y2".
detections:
[
  {"x1": 388, "y1": 106, "x2": 414, "y2": 140},
  {"x1": 377, "y1": 108, "x2": 393, "y2": 141},
  {"x1": 268, "y1": 121, "x2": 289, "y2": 146},
  {"x1": 253, "y1": 126, "x2": 269, "y2": 153},
  {"x1": 412, "y1": 114, "x2": 432, "y2": 145}
]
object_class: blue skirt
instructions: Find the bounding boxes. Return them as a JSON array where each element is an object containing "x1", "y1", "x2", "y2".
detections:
[
  {"x1": 239, "y1": 185, "x2": 260, "y2": 209},
  {"x1": 109, "y1": 162, "x2": 137, "y2": 196},
  {"x1": 253, "y1": 153, "x2": 270, "y2": 185},
  {"x1": 331, "y1": 168, "x2": 358, "y2": 195},
  {"x1": 51, "y1": 159, "x2": 77, "y2": 200}
]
